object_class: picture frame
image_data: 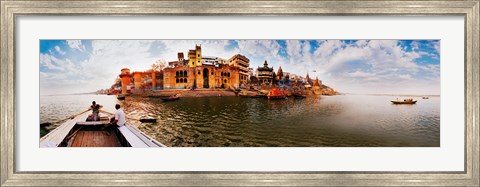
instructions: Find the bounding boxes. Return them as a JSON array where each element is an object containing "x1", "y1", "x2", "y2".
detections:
[{"x1": 1, "y1": 0, "x2": 479, "y2": 186}]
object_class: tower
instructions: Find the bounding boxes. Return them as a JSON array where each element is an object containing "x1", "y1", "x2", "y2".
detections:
[
  {"x1": 277, "y1": 66, "x2": 283, "y2": 80},
  {"x1": 119, "y1": 68, "x2": 132, "y2": 94},
  {"x1": 188, "y1": 44, "x2": 202, "y2": 68},
  {"x1": 195, "y1": 44, "x2": 202, "y2": 66}
]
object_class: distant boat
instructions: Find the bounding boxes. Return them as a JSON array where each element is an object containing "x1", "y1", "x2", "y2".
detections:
[
  {"x1": 422, "y1": 96, "x2": 429, "y2": 99},
  {"x1": 117, "y1": 95, "x2": 126, "y2": 100},
  {"x1": 391, "y1": 99, "x2": 417, "y2": 104},
  {"x1": 161, "y1": 94, "x2": 180, "y2": 101}
]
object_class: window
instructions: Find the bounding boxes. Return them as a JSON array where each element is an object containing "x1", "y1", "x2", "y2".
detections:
[
  {"x1": 184, "y1": 78, "x2": 187, "y2": 83},
  {"x1": 198, "y1": 71, "x2": 200, "y2": 75},
  {"x1": 176, "y1": 78, "x2": 179, "y2": 83},
  {"x1": 211, "y1": 72, "x2": 214, "y2": 75},
  {"x1": 184, "y1": 71, "x2": 187, "y2": 77},
  {"x1": 198, "y1": 54, "x2": 200, "y2": 57}
]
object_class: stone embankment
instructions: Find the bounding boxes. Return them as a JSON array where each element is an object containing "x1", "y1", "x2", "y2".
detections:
[{"x1": 137, "y1": 89, "x2": 237, "y2": 98}]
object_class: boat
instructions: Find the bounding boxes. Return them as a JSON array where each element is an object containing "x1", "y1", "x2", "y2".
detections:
[
  {"x1": 391, "y1": 99, "x2": 417, "y2": 104},
  {"x1": 293, "y1": 93, "x2": 307, "y2": 99},
  {"x1": 257, "y1": 90, "x2": 268, "y2": 98},
  {"x1": 161, "y1": 94, "x2": 180, "y2": 101},
  {"x1": 267, "y1": 87, "x2": 287, "y2": 100},
  {"x1": 117, "y1": 95, "x2": 126, "y2": 100},
  {"x1": 147, "y1": 95, "x2": 164, "y2": 98},
  {"x1": 249, "y1": 93, "x2": 262, "y2": 98},
  {"x1": 239, "y1": 91, "x2": 249, "y2": 98},
  {"x1": 40, "y1": 111, "x2": 165, "y2": 147},
  {"x1": 422, "y1": 96, "x2": 429, "y2": 99},
  {"x1": 292, "y1": 89, "x2": 307, "y2": 99}
]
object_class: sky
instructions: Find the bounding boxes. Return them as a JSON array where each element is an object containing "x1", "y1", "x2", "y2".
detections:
[{"x1": 40, "y1": 39, "x2": 440, "y2": 95}]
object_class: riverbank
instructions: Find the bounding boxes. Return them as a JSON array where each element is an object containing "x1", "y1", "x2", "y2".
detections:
[
  {"x1": 125, "y1": 87, "x2": 338, "y2": 98},
  {"x1": 131, "y1": 89, "x2": 237, "y2": 98}
]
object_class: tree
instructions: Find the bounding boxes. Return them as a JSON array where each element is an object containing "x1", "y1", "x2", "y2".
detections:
[{"x1": 151, "y1": 59, "x2": 167, "y2": 71}]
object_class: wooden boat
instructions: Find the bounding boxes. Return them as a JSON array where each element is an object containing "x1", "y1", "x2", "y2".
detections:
[
  {"x1": 40, "y1": 111, "x2": 165, "y2": 147},
  {"x1": 267, "y1": 87, "x2": 287, "y2": 100},
  {"x1": 422, "y1": 96, "x2": 429, "y2": 99},
  {"x1": 292, "y1": 90, "x2": 307, "y2": 99},
  {"x1": 239, "y1": 91, "x2": 249, "y2": 97},
  {"x1": 161, "y1": 94, "x2": 180, "y2": 101},
  {"x1": 257, "y1": 92, "x2": 268, "y2": 98},
  {"x1": 117, "y1": 95, "x2": 126, "y2": 100},
  {"x1": 391, "y1": 100, "x2": 417, "y2": 104},
  {"x1": 293, "y1": 93, "x2": 307, "y2": 99}
]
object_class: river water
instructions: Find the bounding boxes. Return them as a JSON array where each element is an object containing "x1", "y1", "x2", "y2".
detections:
[{"x1": 40, "y1": 94, "x2": 440, "y2": 147}]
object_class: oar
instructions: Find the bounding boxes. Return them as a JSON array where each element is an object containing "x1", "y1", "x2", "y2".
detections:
[
  {"x1": 99, "y1": 109, "x2": 157, "y2": 123},
  {"x1": 40, "y1": 109, "x2": 92, "y2": 127}
]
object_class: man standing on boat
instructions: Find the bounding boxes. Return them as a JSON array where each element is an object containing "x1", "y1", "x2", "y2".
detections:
[{"x1": 104, "y1": 104, "x2": 126, "y2": 136}]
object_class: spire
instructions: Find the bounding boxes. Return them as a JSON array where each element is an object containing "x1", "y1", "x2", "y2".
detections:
[
  {"x1": 263, "y1": 60, "x2": 268, "y2": 67},
  {"x1": 314, "y1": 76, "x2": 321, "y2": 86}
]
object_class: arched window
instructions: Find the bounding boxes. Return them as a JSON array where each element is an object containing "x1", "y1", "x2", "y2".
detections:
[
  {"x1": 176, "y1": 71, "x2": 179, "y2": 77},
  {"x1": 228, "y1": 72, "x2": 230, "y2": 77},
  {"x1": 180, "y1": 78, "x2": 184, "y2": 83},
  {"x1": 184, "y1": 78, "x2": 187, "y2": 83},
  {"x1": 184, "y1": 71, "x2": 187, "y2": 77},
  {"x1": 176, "y1": 78, "x2": 179, "y2": 83}
]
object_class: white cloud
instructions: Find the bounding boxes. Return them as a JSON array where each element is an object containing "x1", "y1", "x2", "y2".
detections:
[
  {"x1": 66, "y1": 40, "x2": 86, "y2": 51},
  {"x1": 40, "y1": 40, "x2": 440, "y2": 95},
  {"x1": 54, "y1": 46, "x2": 65, "y2": 55}
]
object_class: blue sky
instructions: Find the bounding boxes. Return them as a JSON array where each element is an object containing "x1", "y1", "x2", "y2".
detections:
[{"x1": 40, "y1": 40, "x2": 440, "y2": 95}]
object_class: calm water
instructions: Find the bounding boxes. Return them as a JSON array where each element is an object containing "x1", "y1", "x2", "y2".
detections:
[{"x1": 40, "y1": 94, "x2": 440, "y2": 147}]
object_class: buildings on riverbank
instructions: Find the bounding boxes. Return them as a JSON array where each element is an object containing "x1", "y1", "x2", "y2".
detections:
[{"x1": 113, "y1": 44, "x2": 336, "y2": 95}]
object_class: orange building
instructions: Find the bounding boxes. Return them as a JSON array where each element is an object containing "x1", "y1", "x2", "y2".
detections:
[
  {"x1": 229, "y1": 54, "x2": 250, "y2": 85},
  {"x1": 163, "y1": 64, "x2": 240, "y2": 89},
  {"x1": 163, "y1": 45, "x2": 243, "y2": 90},
  {"x1": 118, "y1": 45, "x2": 246, "y2": 91},
  {"x1": 119, "y1": 68, "x2": 132, "y2": 94}
]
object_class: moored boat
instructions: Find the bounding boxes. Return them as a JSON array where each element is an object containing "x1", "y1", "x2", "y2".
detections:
[
  {"x1": 292, "y1": 90, "x2": 307, "y2": 99},
  {"x1": 161, "y1": 94, "x2": 180, "y2": 101},
  {"x1": 422, "y1": 96, "x2": 429, "y2": 99},
  {"x1": 268, "y1": 87, "x2": 287, "y2": 100},
  {"x1": 40, "y1": 111, "x2": 165, "y2": 147},
  {"x1": 117, "y1": 95, "x2": 126, "y2": 100},
  {"x1": 293, "y1": 93, "x2": 307, "y2": 99}
]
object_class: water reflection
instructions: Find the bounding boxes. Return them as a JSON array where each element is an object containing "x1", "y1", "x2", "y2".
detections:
[{"x1": 40, "y1": 94, "x2": 440, "y2": 147}]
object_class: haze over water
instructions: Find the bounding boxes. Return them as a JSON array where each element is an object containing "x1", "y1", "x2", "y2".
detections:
[{"x1": 40, "y1": 94, "x2": 440, "y2": 147}]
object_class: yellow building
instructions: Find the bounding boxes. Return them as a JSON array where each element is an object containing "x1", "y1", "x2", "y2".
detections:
[{"x1": 188, "y1": 44, "x2": 202, "y2": 68}]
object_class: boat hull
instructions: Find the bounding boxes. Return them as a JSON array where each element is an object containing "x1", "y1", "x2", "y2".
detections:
[
  {"x1": 40, "y1": 112, "x2": 165, "y2": 147},
  {"x1": 391, "y1": 100, "x2": 417, "y2": 104}
]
